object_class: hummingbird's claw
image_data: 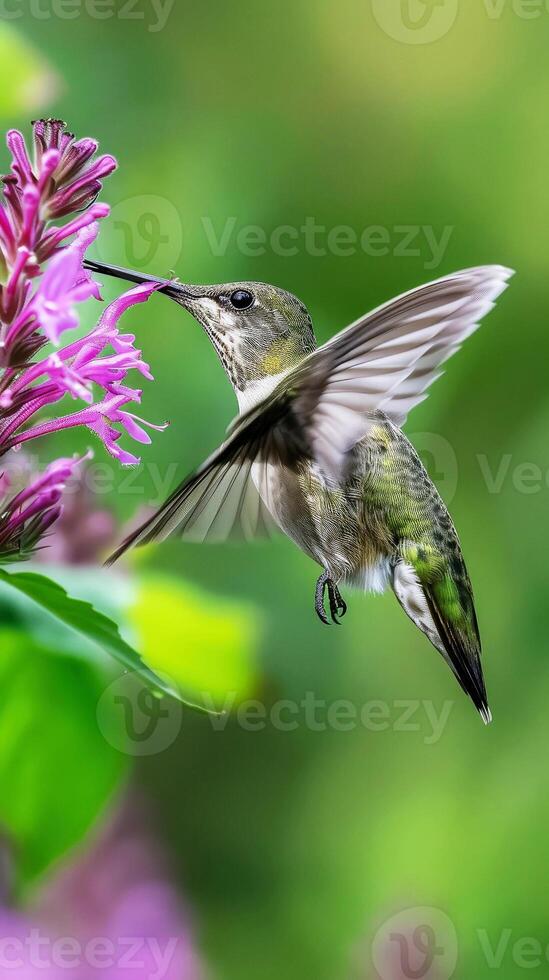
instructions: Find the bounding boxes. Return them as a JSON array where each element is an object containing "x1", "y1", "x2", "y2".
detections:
[{"x1": 315, "y1": 571, "x2": 347, "y2": 625}]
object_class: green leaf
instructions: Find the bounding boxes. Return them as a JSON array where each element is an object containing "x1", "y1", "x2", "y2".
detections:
[
  {"x1": 0, "y1": 629, "x2": 128, "y2": 887},
  {"x1": 128, "y1": 574, "x2": 262, "y2": 709},
  {"x1": 0, "y1": 24, "x2": 60, "y2": 117},
  {"x1": 0, "y1": 569, "x2": 211, "y2": 714}
]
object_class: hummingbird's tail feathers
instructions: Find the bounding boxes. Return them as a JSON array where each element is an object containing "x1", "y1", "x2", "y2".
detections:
[
  {"x1": 423, "y1": 584, "x2": 491, "y2": 725},
  {"x1": 391, "y1": 555, "x2": 490, "y2": 724}
]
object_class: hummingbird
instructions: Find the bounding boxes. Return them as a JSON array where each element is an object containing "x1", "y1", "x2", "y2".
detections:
[{"x1": 85, "y1": 258, "x2": 513, "y2": 722}]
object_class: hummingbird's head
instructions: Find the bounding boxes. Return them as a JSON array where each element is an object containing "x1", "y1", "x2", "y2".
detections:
[
  {"x1": 81, "y1": 260, "x2": 317, "y2": 403},
  {"x1": 168, "y1": 280, "x2": 316, "y2": 398}
]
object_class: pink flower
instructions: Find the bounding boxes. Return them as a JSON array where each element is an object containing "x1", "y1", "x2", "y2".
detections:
[
  {"x1": 31, "y1": 223, "x2": 102, "y2": 345},
  {"x1": 0, "y1": 454, "x2": 84, "y2": 562},
  {"x1": 1, "y1": 280, "x2": 166, "y2": 467},
  {"x1": 0, "y1": 120, "x2": 165, "y2": 560}
]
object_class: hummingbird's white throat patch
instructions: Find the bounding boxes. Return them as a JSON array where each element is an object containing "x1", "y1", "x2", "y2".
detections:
[{"x1": 236, "y1": 372, "x2": 289, "y2": 412}]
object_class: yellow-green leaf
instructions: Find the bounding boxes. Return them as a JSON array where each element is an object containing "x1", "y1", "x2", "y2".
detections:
[
  {"x1": 0, "y1": 569, "x2": 213, "y2": 714},
  {"x1": 0, "y1": 24, "x2": 61, "y2": 117},
  {"x1": 128, "y1": 574, "x2": 262, "y2": 709}
]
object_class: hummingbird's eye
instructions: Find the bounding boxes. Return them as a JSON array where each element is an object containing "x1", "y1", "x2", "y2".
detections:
[{"x1": 229, "y1": 289, "x2": 254, "y2": 310}]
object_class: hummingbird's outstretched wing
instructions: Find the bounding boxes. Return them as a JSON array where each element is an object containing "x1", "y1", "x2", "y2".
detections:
[
  {"x1": 106, "y1": 266, "x2": 512, "y2": 562},
  {"x1": 287, "y1": 265, "x2": 513, "y2": 480},
  {"x1": 105, "y1": 394, "x2": 302, "y2": 561},
  {"x1": 106, "y1": 452, "x2": 278, "y2": 560}
]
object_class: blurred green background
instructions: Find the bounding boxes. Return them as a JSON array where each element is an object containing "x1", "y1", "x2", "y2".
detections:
[{"x1": 1, "y1": 2, "x2": 549, "y2": 978}]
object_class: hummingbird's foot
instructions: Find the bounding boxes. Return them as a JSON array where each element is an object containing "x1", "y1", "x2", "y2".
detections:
[{"x1": 315, "y1": 571, "x2": 347, "y2": 625}]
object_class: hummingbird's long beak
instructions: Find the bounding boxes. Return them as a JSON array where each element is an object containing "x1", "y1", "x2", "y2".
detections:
[{"x1": 82, "y1": 259, "x2": 199, "y2": 302}]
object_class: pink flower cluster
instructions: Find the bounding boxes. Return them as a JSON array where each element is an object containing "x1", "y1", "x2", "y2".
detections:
[{"x1": 0, "y1": 120, "x2": 163, "y2": 562}]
